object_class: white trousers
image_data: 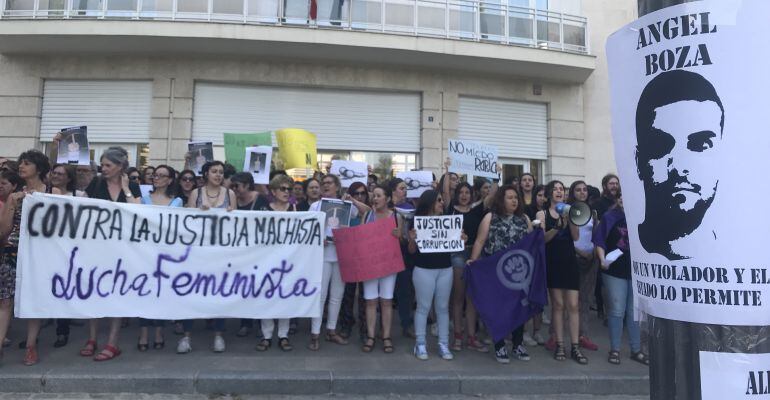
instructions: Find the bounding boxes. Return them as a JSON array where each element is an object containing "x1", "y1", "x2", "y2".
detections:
[
  {"x1": 261, "y1": 318, "x2": 290, "y2": 339},
  {"x1": 311, "y1": 261, "x2": 345, "y2": 334}
]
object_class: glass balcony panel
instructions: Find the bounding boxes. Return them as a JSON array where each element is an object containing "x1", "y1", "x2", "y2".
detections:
[
  {"x1": 350, "y1": 0, "x2": 380, "y2": 29},
  {"x1": 72, "y1": 0, "x2": 103, "y2": 11},
  {"x1": 507, "y1": 7, "x2": 533, "y2": 45},
  {"x1": 536, "y1": 18, "x2": 559, "y2": 43},
  {"x1": 213, "y1": 0, "x2": 243, "y2": 15},
  {"x1": 480, "y1": 2, "x2": 504, "y2": 41},
  {"x1": 448, "y1": 0, "x2": 474, "y2": 39},
  {"x1": 247, "y1": 0, "x2": 278, "y2": 20},
  {"x1": 563, "y1": 20, "x2": 585, "y2": 48},
  {"x1": 108, "y1": 0, "x2": 136, "y2": 11},
  {"x1": 384, "y1": 0, "x2": 413, "y2": 31},
  {"x1": 284, "y1": 0, "x2": 309, "y2": 22},
  {"x1": 178, "y1": 0, "x2": 207, "y2": 13},
  {"x1": 417, "y1": 1, "x2": 445, "y2": 34},
  {"x1": 5, "y1": 0, "x2": 34, "y2": 10},
  {"x1": 142, "y1": 0, "x2": 172, "y2": 12}
]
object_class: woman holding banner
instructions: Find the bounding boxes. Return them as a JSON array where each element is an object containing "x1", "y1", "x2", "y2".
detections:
[
  {"x1": 536, "y1": 180, "x2": 587, "y2": 365},
  {"x1": 0, "y1": 150, "x2": 51, "y2": 366},
  {"x1": 178, "y1": 161, "x2": 235, "y2": 354},
  {"x1": 468, "y1": 185, "x2": 533, "y2": 363},
  {"x1": 407, "y1": 190, "x2": 458, "y2": 361},
  {"x1": 256, "y1": 174, "x2": 297, "y2": 352},
  {"x1": 79, "y1": 147, "x2": 141, "y2": 362}
]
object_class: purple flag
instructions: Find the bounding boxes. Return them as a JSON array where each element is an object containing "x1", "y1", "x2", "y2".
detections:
[{"x1": 464, "y1": 230, "x2": 547, "y2": 343}]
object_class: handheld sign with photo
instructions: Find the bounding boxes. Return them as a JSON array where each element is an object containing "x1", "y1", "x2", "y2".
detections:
[
  {"x1": 186, "y1": 141, "x2": 214, "y2": 175},
  {"x1": 448, "y1": 139, "x2": 499, "y2": 179},
  {"x1": 396, "y1": 171, "x2": 434, "y2": 199},
  {"x1": 224, "y1": 132, "x2": 272, "y2": 172},
  {"x1": 330, "y1": 160, "x2": 367, "y2": 188},
  {"x1": 276, "y1": 128, "x2": 317, "y2": 170},
  {"x1": 414, "y1": 215, "x2": 464, "y2": 253},
  {"x1": 319, "y1": 198, "x2": 352, "y2": 239},
  {"x1": 58, "y1": 126, "x2": 90, "y2": 166},
  {"x1": 244, "y1": 146, "x2": 272, "y2": 185},
  {"x1": 334, "y1": 217, "x2": 405, "y2": 283}
]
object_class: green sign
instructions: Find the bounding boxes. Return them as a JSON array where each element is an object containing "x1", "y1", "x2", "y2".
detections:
[{"x1": 223, "y1": 132, "x2": 272, "y2": 172}]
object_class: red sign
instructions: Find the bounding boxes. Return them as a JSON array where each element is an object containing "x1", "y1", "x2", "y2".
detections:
[{"x1": 333, "y1": 217, "x2": 405, "y2": 283}]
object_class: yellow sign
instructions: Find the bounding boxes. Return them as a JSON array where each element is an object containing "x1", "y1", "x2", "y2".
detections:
[{"x1": 276, "y1": 128, "x2": 318, "y2": 171}]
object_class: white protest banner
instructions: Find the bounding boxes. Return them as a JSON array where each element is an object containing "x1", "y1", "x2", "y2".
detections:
[
  {"x1": 699, "y1": 351, "x2": 770, "y2": 399},
  {"x1": 414, "y1": 215, "x2": 464, "y2": 253},
  {"x1": 330, "y1": 160, "x2": 367, "y2": 188},
  {"x1": 244, "y1": 145, "x2": 272, "y2": 184},
  {"x1": 15, "y1": 194, "x2": 325, "y2": 319},
  {"x1": 607, "y1": 0, "x2": 770, "y2": 325},
  {"x1": 57, "y1": 126, "x2": 90, "y2": 166},
  {"x1": 447, "y1": 139, "x2": 498, "y2": 179},
  {"x1": 396, "y1": 171, "x2": 433, "y2": 199}
]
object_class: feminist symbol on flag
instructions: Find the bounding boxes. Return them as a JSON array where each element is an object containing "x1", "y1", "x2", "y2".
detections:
[{"x1": 496, "y1": 249, "x2": 534, "y2": 305}]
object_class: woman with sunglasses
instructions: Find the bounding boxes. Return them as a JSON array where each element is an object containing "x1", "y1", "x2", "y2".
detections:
[
  {"x1": 137, "y1": 165, "x2": 182, "y2": 352},
  {"x1": 126, "y1": 168, "x2": 141, "y2": 185},
  {"x1": 338, "y1": 182, "x2": 370, "y2": 342},
  {"x1": 179, "y1": 161, "x2": 236, "y2": 354},
  {"x1": 297, "y1": 178, "x2": 321, "y2": 212},
  {"x1": 306, "y1": 174, "x2": 368, "y2": 351},
  {"x1": 254, "y1": 175, "x2": 297, "y2": 352},
  {"x1": 177, "y1": 169, "x2": 197, "y2": 206}
]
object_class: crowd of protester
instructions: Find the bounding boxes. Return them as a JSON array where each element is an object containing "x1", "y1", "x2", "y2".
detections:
[{"x1": 0, "y1": 143, "x2": 647, "y2": 368}]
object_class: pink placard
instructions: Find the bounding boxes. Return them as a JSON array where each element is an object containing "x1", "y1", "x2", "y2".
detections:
[{"x1": 333, "y1": 217, "x2": 405, "y2": 283}]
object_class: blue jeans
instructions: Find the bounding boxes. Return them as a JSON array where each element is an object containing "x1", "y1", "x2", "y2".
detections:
[
  {"x1": 603, "y1": 273, "x2": 640, "y2": 353},
  {"x1": 412, "y1": 266, "x2": 453, "y2": 345}
]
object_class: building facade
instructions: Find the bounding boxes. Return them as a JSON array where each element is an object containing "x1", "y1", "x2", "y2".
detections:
[{"x1": 0, "y1": 0, "x2": 636, "y2": 185}]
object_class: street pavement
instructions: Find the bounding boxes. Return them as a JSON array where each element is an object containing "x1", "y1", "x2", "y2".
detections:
[{"x1": 0, "y1": 311, "x2": 649, "y2": 397}]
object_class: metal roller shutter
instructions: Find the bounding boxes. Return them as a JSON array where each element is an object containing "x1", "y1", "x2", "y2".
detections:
[
  {"x1": 192, "y1": 83, "x2": 421, "y2": 153},
  {"x1": 459, "y1": 97, "x2": 548, "y2": 160},
  {"x1": 40, "y1": 80, "x2": 152, "y2": 143}
]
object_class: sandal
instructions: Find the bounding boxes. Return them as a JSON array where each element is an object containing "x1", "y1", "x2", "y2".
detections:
[
  {"x1": 554, "y1": 342, "x2": 566, "y2": 361},
  {"x1": 137, "y1": 340, "x2": 149, "y2": 352},
  {"x1": 382, "y1": 337, "x2": 394, "y2": 354},
  {"x1": 451, "y1": 333, "x2": 463, "y2": 352},
  {"x1": 307, "y1": 334, "x2": 320, "y2": 351},
  {"x1": 153, "y1": 340, "x2": 165, "y2": 350},
  {"x1": 93, "y1": 344, "x2": 121, "y2": 362},
  {"x1": 79, "y1": 340, "x2": 97, "y2": 357},
  {"x1": 571, "y1": 344, "x2": 588, "y2": 365},
  {"x1": 278, "y1": 337, "x2": 293, "y2": 352},
  {"x1": 325, "y1": 330, "x2": 349, "y2": 345},
  {"x1": 608, "y1": 350, "x2": 621, "y2": 365},
  {"x1": 630, "y1": 351, "x2": 650, "y2": 365},
  {"x1": 23, "y1": 346, "x2": 38, "y2": 366},
  {"x1": 361, "y1": 336, "x2": 375, "y2": 353},
  {"x1": 256, "y1": 338, "x2": 272, "y2": 352}
]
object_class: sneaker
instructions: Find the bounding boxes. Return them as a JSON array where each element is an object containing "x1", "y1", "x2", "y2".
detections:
[
  {"x1": 438, "y1": 342, "x2": 454, "y2": 360},
  {"x1": 579, "y1": 336, "x2": 599, "y2": 351},
  {"x1": 544, "y1": 335, "x2": 556, "y2": 352},
  {"x1": 212, "y1": 335, "x2": 226, "y2": 353},
  {"x1": 236, "y1": 326, "x2": 250, "y2": 337},
  {"x1": 542, "y1": 309, "x2": 551, "y2": 325},
  {"x1": 494, "y1": 346, "x2": 510, "y2": 364},
  {"x1": 522, "y1": 332, "x2": 537, "y2": 346},
  {"x1": 514, "y1": 345, "x2": 531, "y2": 361},
  {"x1": 533, "y1": 330, "x2": 547, "y2": 345},
  {"x1": 430, "y1": 323, "x2": 438, "y2": 337},
  {"x1": 413, "y1": 343, "x2": 429, "y2": 360},
  {"x1": 176, "y1": 337, "x2": 192, "y2": 354}
]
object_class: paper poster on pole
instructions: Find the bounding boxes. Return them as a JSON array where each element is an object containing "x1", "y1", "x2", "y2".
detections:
[
  {"x1": 414, "y1": 215, "x2": 464, "y2": 253},
  {"x1": 330, "y1": 160, "x2": 367, "y2": 188},
  {"x1": 447, "y1": 139, "x2": 498, "y2": 179},
  {"x1": 607, "y1": 0, "x2": 770, "y2": 325},
  {"x1": 276, "y1": 128, "x2": 317, "y2": 171},
  {"x1": 244, "y1": 146, "x2": 272, "y2": 185},
  {"x1": 334, "y1": 217, "x2": 405, "y2": 283},
  {"x1": 396, "y1": 171, "x2": 434, "y2": 199},
  {"x1": 224, "y1": 132, "x2": 272, "y2": 172},
  {"x1": 186, "y1": 141, "x2": 214, "y2": 175},
  {"x1": 57, "y1": 126, "x2": 90, "y2": 166}
]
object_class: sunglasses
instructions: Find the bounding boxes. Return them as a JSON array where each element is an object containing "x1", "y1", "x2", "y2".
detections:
[
  {"x1": 276, "y1": 186, "x2": 291, "y2": 192},
  {"x1": 180, "y1": 176, "x2": 195, "y2": 182},
  {"x1": 353, "y1": 191, "x2": 367, "y2": 197},
  {"x1": 128, "y1": 175, "x2": 140, "y2": 181}
]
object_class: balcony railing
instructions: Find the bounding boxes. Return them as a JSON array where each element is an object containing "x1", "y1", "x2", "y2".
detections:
[{"x1": 0, "y1": 0, "x2": 589, "y2": 54}]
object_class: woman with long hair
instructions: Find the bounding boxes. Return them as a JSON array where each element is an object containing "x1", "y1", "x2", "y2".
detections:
[
  {"x1": 594, "y1": 194, "x2": 647, "y2": 366},
  {"x1": 141, "y1": 166, "x2": 155, "y2": 186},
  {"x1": 177, "y1": 169, "x2": 197, "y2": 206},
  {"x1": 526, "y1": 184, "x2": 547, "y2": 221},
  {"x1": 568, "y1": 180, "x2": 599, "y2": 352},
  {"x1": 536, "y1": 180, "x2": 587, "y2": 364},
  {"x1": 49, "y1": 164, "x2": 87, "y2": 197},
  {"x1": 0, "y1": 169, "x2": 23, "y2": 211},
  {"x1": 472, "y1": 178, "x2": 492, "y2": 204},
  {"x1": 407, "y1": 190, "x2": 457, "y2": 361},
  {"x1": 137, "y1": 165, "x2": 182, "y2": 352},
  {"x1": 469, "y1": 185, "x2": 533, "y2": 363},
  {"x1": 79, "y1": 147, "x2": 141, "y2": 362},
  {"x1": 256, "y1": 175, "x2": 297, "y2": 352},
  {"x1": 520, "y1": 173, "x2": 536, "y2": 210},
  {"x1": 448, "y1": 182, "x2": 488, "y2": 353},
  {"x1": 178, "y1": 161, "x2": 236, "y2": 354},
  {"x1": 0, "y1": 150, "x2": 50, "y2": 365},
  {"x1": 297, "y1": 178, "x2": 321, "y2": 212}
]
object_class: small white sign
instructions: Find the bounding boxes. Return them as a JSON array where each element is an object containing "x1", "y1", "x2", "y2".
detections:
[
  {"x1": 396, "y1": 171, "x2": 434, "y2": 199},
  {"x1": 186, "y1": 141, "x2": 214, "y2": 175},
  {"x1": 244, "y1": 146, "x2": 272, "y2": 185},
  {"x1": 414, "y1": 215, "x2": 464, "y2": 253},
  {"x1": 700, "y1": 351, "x2": 770, "y2": 399},
  {"x1": 447, "y1": 139, "x2": 498, "y2": 179},
  {"x1": 57, "y1": 126, "x2": 90, "y2": 166},
  {"x1": 330, "y1": 160, "x2": 367, "y2": 188}
]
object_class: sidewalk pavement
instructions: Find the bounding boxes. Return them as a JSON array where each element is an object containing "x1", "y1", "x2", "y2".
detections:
[{"x1": 0, "y1": 313, "x2": 649, "y2": 396}]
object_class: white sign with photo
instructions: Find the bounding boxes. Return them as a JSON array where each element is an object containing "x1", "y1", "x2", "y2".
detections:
[
  {"x1": 396, "y1": 171, "x2": 434, "y2": 199},
  {"x1": 319, "y1": 198, "x2": 353, "y2": 240},
  {"x1": 607, "y1": 0, "x2": 770, "y2": 325},
  {"x1": 186, "y1": 141, "x2": 214, "y2": 175},
  {"x1": 447, "y1": 139, "x2": 499, "y2": 179},
  {"x1": 244, "y1": 146, "x2": 272, "y2": 185},
  {"x1": 330, "y1": 160, "x2": 367, "y2": 188},
  {"x1": 414, "y1": 215, "x2": 464, "y2": 253},
  {"x1": 57, "y1": 126, "x2": 90, "y2": 166}
]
